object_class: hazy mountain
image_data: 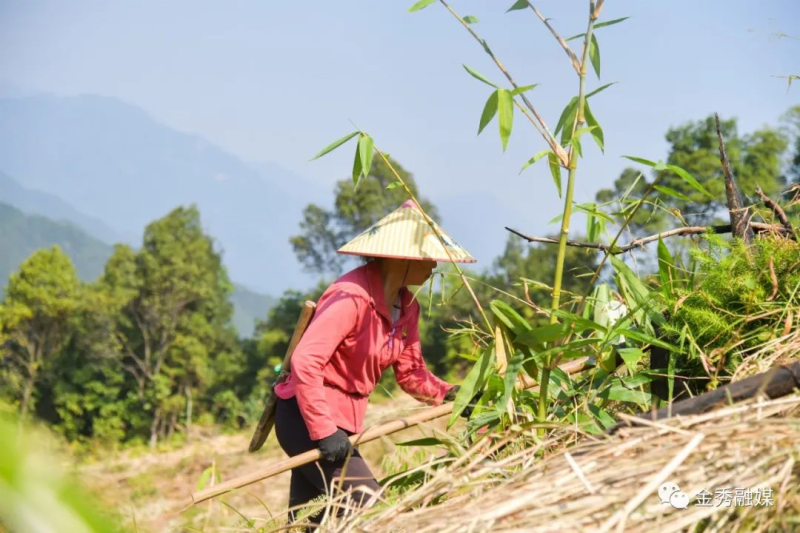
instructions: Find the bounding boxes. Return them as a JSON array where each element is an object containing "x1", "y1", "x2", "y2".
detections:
[
  {"x1": 0, "y1": 202, "x2": 273, "y2": 336},
  {"x1": 0, "y1": 170, "x2": 124, "y2": 244},
  {"x1": 0, "y1": 94, "x2": 317, "y2": 294},
  {"x1": 0, "y1": 202, "x2": 113, "y2": 288}
]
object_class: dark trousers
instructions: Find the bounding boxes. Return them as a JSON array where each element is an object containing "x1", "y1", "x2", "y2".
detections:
[{"x1": 274, "y1": 396, "x2": 381, "y2": 527}]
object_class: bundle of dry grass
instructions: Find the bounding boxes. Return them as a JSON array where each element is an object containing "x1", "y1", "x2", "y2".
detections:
[{"x1": 304, "y1": 393, "x2": 800, "y2": 533}]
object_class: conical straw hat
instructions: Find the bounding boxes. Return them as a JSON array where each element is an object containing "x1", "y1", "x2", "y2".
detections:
[{"x1": 337, "y1": 200, "x2": 476, "y2": 263}]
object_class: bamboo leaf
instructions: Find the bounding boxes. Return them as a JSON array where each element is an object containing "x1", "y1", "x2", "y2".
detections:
[
  {"x1": 449, "y1": 347, "x2": 494, "y2": 425},
  {"x1": 520, "y1": 149, "x2": 551, "y2": 174},
  {"x1": 499, "y1": 352, "x2": 524, "y2": 414},
  {"x1": 515, "y1": 323, "x2": 569, "y2": 346},
  {"x1": 196, "y1": 467, "x2": 212, "y2": 491},
  {"x1": 478, "y1": 91, "x2": 499, "y2": 135},
  {"x1": 589, "y1": 34, "x2": 601, "y2": 78},
  {"x1": 595, "y1": 16, "x2": 630, "y2": 30},
  {"x1": 583, "y1": 101, "x2": 604, "y2": 152},
  {"x1": 657, "y1": 236, "x2": 675, "y2": 297},
  {"x1": 548, "y1": 151, "x2": 562, "y2": 198},
  {"x1": 490, "y1": 300, "x2": 532, "y2": 335},
  {"x1": 352, "y1": 140, "x2": 363, "y2": 188},
  {"x1": 358, "y1": 134, "x2": 374, "y2": 180},
  {"x1": 408, "y1": 0, "x2": 436, "y2": 12},
  {"x1": 618, "y1": 347, "x2": 644, "y2": 374},
  {"x1": 396, "y1": 438, "x2": 444, "y2": 446},
  {"x1": 566, "y1": 17, "x2": 630, "y2": 41},
  {"x1": 554, "y1": 97, "x2": 578, "y2": 136},
  {"x1": 497, "y1": 88, "x2": 514, "y2": 151},
  {"x1": 552, "y1": 309, "x2": 608, "y2": 335},
  {"x1": 463, "y1": 15, "x2": 479, "y2": 24},
  {"x1": 506, "y1": 0, "x2": 528, "y2": 12},
  {"x1": 586, "y1": 82, "x2": 617, "y2": 99},
  {"x1": 615, "y1": 327, "x2": 678, "y2": 352},
  {"x1": 601, "y1": 385, "x2": 651, "y2": 405},
  {"x1": 622, "y1": 155, "x2": 658, "y2": 168},
  {"x1": 666, "y1": 164, "x2": 713, "y2": 198},
  {"x1": 309, "y1": 131, "x2": 359, "y2": 161},
  {"x1": 654, "y1": 184, "x2": 692, "y2": 202},
  {"x1": 511, "y1": 84, "x2": 538, "y2": 96},
  {"x1": 588, "y1": 404, "x2": 617, "y2": 429},
  {"x1": 386, "y1": 181, "x2": 403, "y2": 189},
  {"x1": 463, "y1": 64, "x2": 498, "y2": 88}
]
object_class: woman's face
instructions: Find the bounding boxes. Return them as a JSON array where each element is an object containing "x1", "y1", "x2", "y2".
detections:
[{"x1": 406, "y1": 259, "x2": 437, "y2": 285}]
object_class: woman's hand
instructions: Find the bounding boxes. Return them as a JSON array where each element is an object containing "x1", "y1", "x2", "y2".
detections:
[
  {"x1": 315, "y1": 429, "x2": 353, "y2": 462},
  {"x1": 444, "y1": 385, "x2": 483, "y2": 418}
]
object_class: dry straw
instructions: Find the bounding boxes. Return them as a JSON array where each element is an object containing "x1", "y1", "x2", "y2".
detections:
[{"x1": 290, "y1": 392, "x2": 800, "y2": 532}]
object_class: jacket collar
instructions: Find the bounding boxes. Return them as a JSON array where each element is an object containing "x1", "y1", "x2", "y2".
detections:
[{"x1": 363, "y1": 260, "x2": 414, "y2": 325}]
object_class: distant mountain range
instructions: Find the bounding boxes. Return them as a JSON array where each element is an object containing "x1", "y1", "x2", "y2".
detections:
[
  {"x1": 0, "y1": 200, "x2": 274, "y2": 337},
  {"x1": 0, "y1": 93, "x2": 319, "y2": 295}
]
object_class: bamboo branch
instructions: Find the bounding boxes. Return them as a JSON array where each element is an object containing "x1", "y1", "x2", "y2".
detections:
[
  {"x1": 438, "y1": 0, "x2": 568, "y2": 165},
  {"x1": 506, "y1": 222, "x2": 790, "y2": 253},
  {"x1": 525, "y1": 2, "x2": 581, "y2": 74},
  {"x1": 755, "y1": 184, "x2": 795, "y2": 236}
]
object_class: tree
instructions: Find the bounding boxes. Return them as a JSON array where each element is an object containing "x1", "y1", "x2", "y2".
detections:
[
  {"x1": 661, "y1": 115, "x2": 787, "y2": 224},
  {"x1": 0, "y1": 247, "x2": 79, "y2": 420},
  {"x1": 782, "y1": 105, "x2": 800, "y2": 186},
  {"x1": 102, "y1": 206, "x2": 239, "y2": 447},
  {"x1": 290, "y1": 157, "x2": 438, "y2": 276}
]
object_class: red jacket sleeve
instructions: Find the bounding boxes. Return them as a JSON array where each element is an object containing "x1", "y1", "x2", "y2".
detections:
[
  {"x1": 291, "y1": 290, "x2": 362, "y2": 441},
  {"x1": 393, "y1": 304, "x2": 455, "y2": 406}
]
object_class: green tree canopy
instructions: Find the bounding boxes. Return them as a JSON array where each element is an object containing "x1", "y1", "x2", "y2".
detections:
[{"x1": 0, "y1": 246, "x2": 79, "y2": 419}]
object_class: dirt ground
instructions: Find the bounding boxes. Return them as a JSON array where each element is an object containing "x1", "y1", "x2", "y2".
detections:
[{"x1": 78, "y1": 395, "x2": 455, "y2": 532}]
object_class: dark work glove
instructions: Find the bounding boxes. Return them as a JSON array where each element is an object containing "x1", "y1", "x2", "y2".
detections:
[
  {"x1": 444, "y1": 385, "x2": 483, "y2": 419},
  {"x1": 315, "y1": 429, "x2": 353, "y2": 463}
]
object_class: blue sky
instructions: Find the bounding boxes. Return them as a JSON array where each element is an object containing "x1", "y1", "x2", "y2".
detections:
[{"x1": 1, "y1": 1, "x2": 798, "y2": 275}]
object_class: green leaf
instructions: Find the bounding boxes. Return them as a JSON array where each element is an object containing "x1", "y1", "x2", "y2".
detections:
[
  {"x1": 616, "y1": 327, "x2": 678, "y2": 352},
  {"x1": 622, "y1": 155, "x2": 658, "y2": 168},
  {"x1": 309, "y1": 131, "x2": 359, "y2": 161},
  {"x1": 449, "y1": 347, "x2": 494, "y2": 426},
  {"x1": 196, "y1": 466, "x2": 212, "y2": 491},
  {"x1": 554, "y1": 97, "x2": 578, "y2": 136},
  {"x1": 588, "y1": 404, "x2": 617, "y2": 429},
  {"x1": 511, "y1": 84, "x2": 538, "y2": 96},
  {"x1": 478, "y1": 91, "x2": 499, "y2": 135},
  {"x1": 583, "y1": 101, "x2": 604, "y2": 153},
  {"x1": 548, "y1": 151, "x2": 562, "y2": 198},
  {"x1": 589, "y1": 34, "x2": 601, "y2": 78},
  {"x1": 520, "y1": 149, "x2": 551, "y2": 174},
  {"x1": 602, "y1": 385, "x2": 651, "y2": 405},
  {"x1": 595, "y1": 16, "x2": 630, "y2": 30},
  {"x1": 463, "y1": 15, "x2": 479, "y2": 24},
  {"x1": 666, "y1": 164, "x2": 712, "y2": 199},
  {"x1": 386, "y1": 181, "x2": 403, "y2": 189},
  {"x1": 657, "y1": 236, "x2": 675, "y2": 297},
  {"x1": 552, "y1": 309, "x2": 608, "y2": 335},
  {"x1": 586, "y1": 82, "x2": 617, "y2": 99},
  {"x1": 506, "y1": 0, "x2": 528, "y2": 12},
  {"x1": 358, "y1": 134, "x2": 374, "y2": 180},
  {"x1": 654, "y1": 185, "x2": 692, "y2": 202},
  {"x1": 352, "y1": 141, "x2": 363, "y2": 188},
  {"x1": 610, "y1": 255, "x2": 665, "y2": 326},
  {"x1": 408, "y1": 0, "x2": 436, "y2": 12},
  {"x1": 497, "y1": 89, "x2": 514, "y2": 151},
  {"x1": 572, "y1": 125, "x2": 598, "y2": 139},
  {"x1": 515, "y1": 323, "x2": 568, "y2": 347},
  {"x1": 618, "y1": 347, "x2": 643, "y2": 374},
  {"x1": 566, "y1": 17, "x2": 630, "y2": 41},
  {"x1": 463, "y1": 64, "x2": 498, "y2": 88},
  {"x1": 396, "y1": 437, "x2": 444, "y2": 446},
  {"x1": 490, "y1": 300, "x2": 531, "y2": 335},
  {"x1": 499, "y1": 352, "x2": 524, "y2": 414}
]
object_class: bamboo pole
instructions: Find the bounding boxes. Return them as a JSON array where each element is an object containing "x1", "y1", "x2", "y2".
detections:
[
  {"x1": 248, "y1": 300, "x2": 317, "y2": 453},
  {"x1": 192, "y1": 356, "x2": 593, "y2": 505}
]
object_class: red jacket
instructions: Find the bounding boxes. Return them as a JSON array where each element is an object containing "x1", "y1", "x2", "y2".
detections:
[{"x1": 274, "y1": 261, "x2": 455, "y2": 440}]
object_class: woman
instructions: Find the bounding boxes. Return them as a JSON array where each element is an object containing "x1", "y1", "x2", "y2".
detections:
[{"x1": 273, "y1": 200, "x2": 476, "y2": 526}]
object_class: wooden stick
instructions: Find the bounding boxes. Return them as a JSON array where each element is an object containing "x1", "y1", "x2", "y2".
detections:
[
  {"x1": 755, "y1": 184, "x2": 795, "y2": 236},
  {"x1": 248, "y1": 300, "x2": 316, "y2": 453},
  {"x1": 193, "y1": 356, "x2": 593, "y2": 504}
]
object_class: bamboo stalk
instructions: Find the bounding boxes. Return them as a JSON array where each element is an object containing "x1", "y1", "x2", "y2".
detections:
[{"x1": 191, "y1": 356, "x2": 593, "y2": 505}]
